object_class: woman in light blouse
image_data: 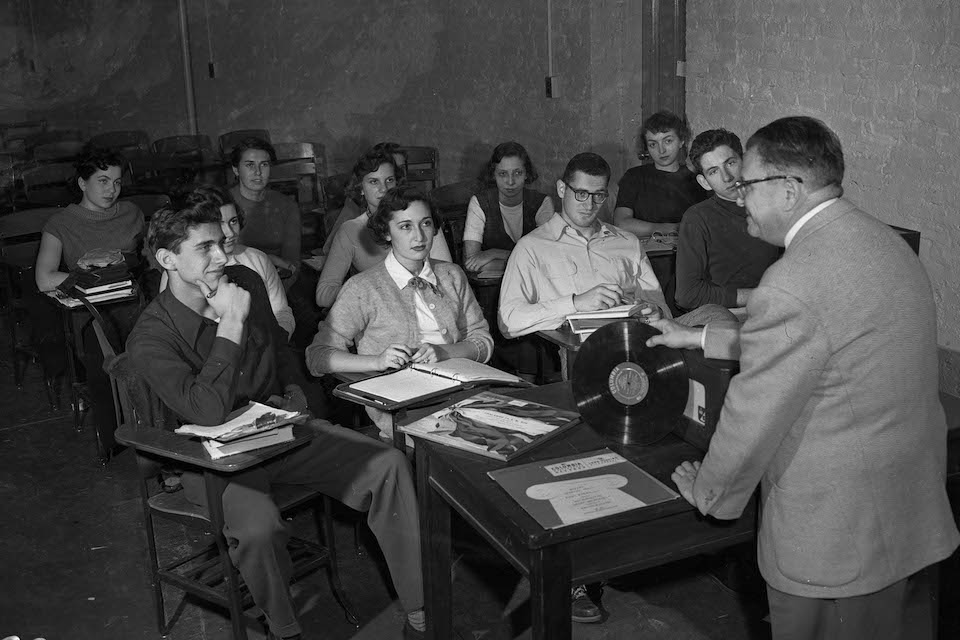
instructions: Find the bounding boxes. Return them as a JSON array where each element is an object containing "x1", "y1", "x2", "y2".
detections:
[
  {"x1": 314, "y1": 148, "x2": 451, "y2": 309},
  {"x1": 307, "y1": 187, "x2": 492, "y2": 375}
]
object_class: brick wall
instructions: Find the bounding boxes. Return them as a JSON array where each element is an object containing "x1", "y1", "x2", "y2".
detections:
[{"x1": 687, "y1": 0, "x2": 960, "y2": 392}]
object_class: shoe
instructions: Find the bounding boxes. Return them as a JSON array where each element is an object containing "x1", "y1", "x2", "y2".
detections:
[
  {"x1": 402, "y1": 620, "x2": 425, "y2": 640},
  {"x1": 571, "y1": 584, "x2": 602, "y2": 623}
]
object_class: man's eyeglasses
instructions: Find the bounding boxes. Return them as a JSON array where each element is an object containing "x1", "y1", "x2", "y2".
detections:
[
  {"x1": 733, "y1": 175, "x2": 803, "y2": 198},
  {"x1": 563, "y1": 181, "x2": 608, "y2": 204}
]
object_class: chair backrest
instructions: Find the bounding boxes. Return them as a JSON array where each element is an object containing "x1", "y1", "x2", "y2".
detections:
[
  {"x1": 88, "y1": 130, "x2": 152, "y2": 156},
  {"x1": 1, "y1": 120, "x2": 47, "y2": 154},
  {"x1": 269, "y1": 142, "x2": 327, "y2": 206},
  {"x1": 398, "y1": 145, "x2": 439, "y2": 191},
  {"x1": 104, "y1": 351, "x2": 179, "y2": 432},
  {"x1": 152, "y1": 134, "x2": 213, "y2": 157},
  {"x1": 20, "y1": 161, "x2": 77, "y2": 207},
  {"x1": 219, "y1": 129, "x2": 271, "y2": 160},
  {"x1": 32, "y1": 140, "x2": 85, "y2": 161},
  {"x1": 119, "y1": 193, "x2": 171, "y2": 221},
  {"x1": 0, "y1": 206, "x2": 61, "y2": 242}
]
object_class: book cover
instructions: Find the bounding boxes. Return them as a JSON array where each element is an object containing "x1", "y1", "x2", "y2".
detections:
[
  {"x1": 46, "y1": 287, "x2": 136, "y2": 308},
  {"x1": 75, "y1": 279, "x2": 134, "y2": 295},
  {"x1": 488, "y1": 449, "x2": 680, "y2": 529},
  {"x1": 398, "y1": 390, "x2": 581, "y2": 461},
  {"x1": 566, "y1": 304, "x2": 647, "y2": 332},
  {"x1": 202, "y1": 425, "x2": 294, "y2": 459}
]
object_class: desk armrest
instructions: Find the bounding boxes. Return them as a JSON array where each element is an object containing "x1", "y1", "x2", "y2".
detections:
[{"x1": 115, "y1": 423, "x2": 315, "y2": 473}]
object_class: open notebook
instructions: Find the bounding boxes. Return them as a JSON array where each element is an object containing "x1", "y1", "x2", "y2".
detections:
[{"x1": 334, "y1": 358, "x2": 525, "y2": 411}]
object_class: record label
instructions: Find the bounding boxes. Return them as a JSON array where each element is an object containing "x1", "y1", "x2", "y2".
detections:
[{"x1": 607, "y1": 362, "x2": 648, "y2": 406}]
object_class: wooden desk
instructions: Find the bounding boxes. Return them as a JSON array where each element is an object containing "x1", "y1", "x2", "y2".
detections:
[
  {"x1": 414, "y1": 382, "x2": 756, "y2": 640},
  {"x1": 536, "y1": 327, "x2": 582, "y2": 381}
]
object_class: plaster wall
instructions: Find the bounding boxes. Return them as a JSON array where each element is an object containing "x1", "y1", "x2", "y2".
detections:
[
  {"x1": 4, "y1": 1, "x2": 646, "y2": 190},
  {"x1": 686, "y1": 0, "x2": 960, "y2": 391}
]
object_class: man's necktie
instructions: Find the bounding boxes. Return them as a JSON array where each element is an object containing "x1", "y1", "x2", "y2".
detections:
[{"x1": 407, "y1": 276, "x2": 443, "y2": 297}]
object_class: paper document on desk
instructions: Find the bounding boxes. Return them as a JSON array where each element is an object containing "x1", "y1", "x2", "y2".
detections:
[
  {"x1": 175, "y1": 402, "x2": 300, "y2": 441},
  {"x1": 489, "y1": 449, "x2": 680, "y2": 528}
]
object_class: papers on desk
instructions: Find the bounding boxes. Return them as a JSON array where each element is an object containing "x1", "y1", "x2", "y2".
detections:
[
  {"x1": 202, "y1": 426, "x2": 294, "y2": 459},
  {"x1": 489, "y1": 449, "x2": 680, "y2": 529},
  {"x1": 335, "y1": 359, "x2": 524, "y2": 411},
  {"x1": 175, "y1": 402, "x2": 301, "y2": 442},
  {"x1": 45, "y1": 286, "x2": 136, "y2": 308}
]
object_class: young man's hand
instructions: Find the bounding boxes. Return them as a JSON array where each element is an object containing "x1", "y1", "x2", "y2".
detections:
[
  {"x1": 197, "y1": 275, "x2": 250, "y2": 322},
  {"x1": 573, "y1": 283, "x2": 624, "y2": 311}
]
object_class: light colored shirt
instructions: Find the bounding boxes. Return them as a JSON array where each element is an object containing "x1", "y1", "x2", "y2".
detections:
[
  {"x1": 383, "y1": 251, "x2": 450, "y2": 345},
  {"x1": 463, "y1": 194, "x2": 554, "y2": 243},
  {"x1": 498, "y1": 213, "x2": 667, "y2": 338},
  {"x1": 315, "y1": 211, "x2": 452, "y2": 308}
]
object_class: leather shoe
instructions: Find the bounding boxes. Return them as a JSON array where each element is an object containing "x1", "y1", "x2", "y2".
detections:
[{"x1": 571, "y1": 584, "x2": 602, "y2": 623}]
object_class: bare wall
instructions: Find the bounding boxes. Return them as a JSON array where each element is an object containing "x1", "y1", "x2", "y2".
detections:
[
  {"x1": 5, "y1": 0, "x2": 646, "y2": 190},
  {"x1": 686, "y1": 0, "x2": 960, "y2": 391}
]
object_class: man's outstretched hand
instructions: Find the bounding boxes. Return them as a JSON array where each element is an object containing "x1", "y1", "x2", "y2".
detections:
[{"x1": 645, "y1": 318, "x2": 702, "y2": 349}]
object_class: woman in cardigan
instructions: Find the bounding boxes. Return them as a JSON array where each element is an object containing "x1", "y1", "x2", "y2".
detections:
[
  {"x1": 462, "y1": 141, "x2": 553, "y2": 276},
  {"x1": 315, "y1": 148, "x2": 451, "y2": 309},
  {"x1": 159, "y1": 184, "x2": 295, "y2": 339},
  {"x1": 307, "y1": 189, "x2": 492, "y2": 436}
]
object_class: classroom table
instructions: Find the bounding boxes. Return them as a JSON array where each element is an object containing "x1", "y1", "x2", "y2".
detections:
[{"x1": 410, "y1": 382, "x2": 756, "y2": 640}]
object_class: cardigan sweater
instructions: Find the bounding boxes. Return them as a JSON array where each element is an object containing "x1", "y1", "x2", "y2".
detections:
[{"x1": 306, "y1": 259, "x2": 493, "y2": 374}]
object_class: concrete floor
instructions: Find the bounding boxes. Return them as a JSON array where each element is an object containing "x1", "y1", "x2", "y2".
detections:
[{"x1": 0, "y1": 334, "x2": 956, "y2": 640}]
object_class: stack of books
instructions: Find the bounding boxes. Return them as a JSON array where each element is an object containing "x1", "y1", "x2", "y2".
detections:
[
  {"x1": 71, "y1": 264, "x2": 135, "y2": 301},
  {"x1": 175, "y1": 402, "x2": 306, "y2": 460},
  {"x1": 566, "y1": 303, "x2": 649, "y2": 339}
]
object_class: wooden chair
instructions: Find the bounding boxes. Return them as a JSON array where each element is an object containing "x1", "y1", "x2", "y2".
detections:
[
  {"x1": 88, "y1": 130, "x2": 152, "y2": 156},
  {"x1": 397, "y1": 145, "x2": 439, "y2": 191},
  {"x1": 109, "y1": 354, "x2": 358, "y2": 639},
  {"x1": 0, "y1": 119, "x2": 46, "y2": 155},
  {"x1": 219, "y1": 129, "x2": 271, "y2": 160},
  {"x1": 20, "y1": 161, "x2": 77, "y2": 206},
  {"x1": 31, "y1": 140, "x2": 85, "y2": 162},
  {"x1": 152, "y1": 134, "x2": 213, "y2": 158},
  {"x1": 269, "y1": 142, "x2": 327, "y2": 208},
  {"x1": 119, "y1": 193, "x2": 171, "y2": 221}
]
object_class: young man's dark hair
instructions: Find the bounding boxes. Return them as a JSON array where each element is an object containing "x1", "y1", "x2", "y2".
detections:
[
  {"x1": 146, "y1": 201, "x2": 221, "y2": 257},
  {"x1": 746, "y1": 115, "x2": 844, "y2": 192},
  {"x1": 367, "y1": 187, "x2": 440, "y2": 247},
  {"x1": 229, "y1": 136, "x2": 277, "y2": 167},
  {"x1": 561, "y1": 152, "x2": 611, "y2": 184},
  {"x1": 689, "y1": 129, "x2": 743, "y2": 175}
]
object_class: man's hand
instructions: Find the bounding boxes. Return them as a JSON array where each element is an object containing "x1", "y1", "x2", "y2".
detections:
[
  {"x1": 671, "y1": 460, "x2": 701, "y2": 507},
  {"x1": 637, "y1": 302, "x2": 663, "y2": 323},
  {"x1": 282, "y1": 384, "x2": 310, "y2": 414},
  {"x1": 411, "y1": 343, "x2": 442, "y2": 364},
  {"x1": 645, "y1": 318, "x2": 702, "y2": 349},
  {"x1": 197, "y1": 275, "x2": 250, "y2": 322},
  {"x1": 377, "y1": 344, "x2": 414, "y2": 371},
  {"x1": 573, "y1": 283, "x2": 624, "y2": 312}
]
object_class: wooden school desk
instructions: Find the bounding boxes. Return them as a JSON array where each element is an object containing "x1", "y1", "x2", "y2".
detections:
[{"x1": 409, "y1": 382, "x2": 756, "y2": 640}]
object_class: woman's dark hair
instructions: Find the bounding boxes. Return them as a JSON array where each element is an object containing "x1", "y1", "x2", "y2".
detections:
[
  {"x1": 75, "y1": 146, "x2": 126, "y2": 181},
  {"x1": 147, "y1": 201, "x2": 222, "y2": 257},
  {"x1": 185, "y1": 184, "x2": 243, "y2": 228},
  {"x1": 482, "y1": 141, "x2": 538, "y2": 186},
  {"x1": 347, "y1": 148, "x2": 399, "y2": 204},
  {"x1": 229, "y1": 137, "x2": 276, "y2": 167},
  {"x1": 367, "y1": 187, "x2": 440, "y2": 247}
]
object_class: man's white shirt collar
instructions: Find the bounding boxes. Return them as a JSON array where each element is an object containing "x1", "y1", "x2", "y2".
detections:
[{"x1": 784, "y1": 198, "x2": 838, "y2": 248}]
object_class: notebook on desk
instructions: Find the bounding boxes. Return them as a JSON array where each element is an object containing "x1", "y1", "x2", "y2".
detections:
[{"x1": 334, "y1": 358, "x2": 526, "y2": 412}]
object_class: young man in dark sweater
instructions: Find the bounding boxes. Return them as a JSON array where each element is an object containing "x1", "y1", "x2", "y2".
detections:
[
  {"x1": 674, "y1": 129, "x2": 781, "y2": 312},
  {"x1": 127, "y1": 202, "x2": 425, "y2": 640}
]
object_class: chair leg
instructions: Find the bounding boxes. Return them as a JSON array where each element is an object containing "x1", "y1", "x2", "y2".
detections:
[
  {"x1": 135, "y1": 459, "x2": 168, "y2": 635},
  {"x1": 319, "y1": 496, "x2": 359, "y2": 625}
]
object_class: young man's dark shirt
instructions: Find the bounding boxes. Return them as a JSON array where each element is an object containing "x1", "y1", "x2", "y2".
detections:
[{"x1": 127, "y1": 264, "x2": 306, "y2": 427}]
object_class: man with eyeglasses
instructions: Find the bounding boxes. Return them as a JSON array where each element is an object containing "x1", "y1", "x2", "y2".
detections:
[
  {"x1": 674, "y1": 129, "x2": 781, "y2": 312},
  {"x1": 647, "y1": 116, "x2": 958, "y2": 640},
  {"x1": 498, "y1": 152, "x2": 669, "y2": 341}
]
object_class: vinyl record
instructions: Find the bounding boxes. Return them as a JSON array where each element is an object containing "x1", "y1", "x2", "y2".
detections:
[{"x1": 572, "y1": 319, "x2": 689, "y2": 445}]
